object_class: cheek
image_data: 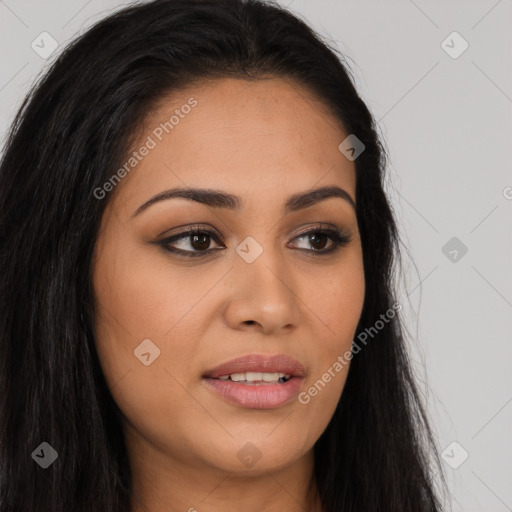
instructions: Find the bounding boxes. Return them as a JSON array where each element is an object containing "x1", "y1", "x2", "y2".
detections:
[
  {"x1": 92, "y1": 233, "x2": 205, "y2": 345},
  {"x1": 90, "y1": 244, "x2": 209, "y2": 457},
  {"x1": 90, "y1": 236, "x2": 200, "y2": 393},
  {"x1": 90, "y1": 233, "x2": 230, "y2": 408},
  {"x1": 305, "y1": 250, "x2": 365, "y2": 345},
  {"x1": 297, "y1": 252, "x2": 364, "y2": 415}
]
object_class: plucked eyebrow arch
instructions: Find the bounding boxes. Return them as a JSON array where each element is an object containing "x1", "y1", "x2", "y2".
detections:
[{"x1": 131, "y1": 184, "x2": 356, "y2": 218}]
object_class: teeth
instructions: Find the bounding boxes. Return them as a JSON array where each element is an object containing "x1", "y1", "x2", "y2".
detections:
[
  {"x1": 217, "y1": 372, "x2": 291, "y2": 383},
  {"x1": 231, "y1": 372, "x2": 250, "y2": 382}
]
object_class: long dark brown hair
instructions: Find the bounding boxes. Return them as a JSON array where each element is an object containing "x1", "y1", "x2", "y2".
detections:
[{"x1": 0, "y1": 0, "x2": 448, "y2": 510}]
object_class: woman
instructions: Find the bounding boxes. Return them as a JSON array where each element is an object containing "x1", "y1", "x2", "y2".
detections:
[{"x1": 0, "y1": 0, "x2": 448, "y2": 510}]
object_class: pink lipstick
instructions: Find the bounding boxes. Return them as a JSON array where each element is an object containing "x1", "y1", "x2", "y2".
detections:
[{"x1": 202, "y1": 354, "x2": 306, "y2": 409}]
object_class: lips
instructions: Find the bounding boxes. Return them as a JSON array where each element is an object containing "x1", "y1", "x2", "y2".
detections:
[
  {"x1": 202, "y1": 354, "x2": 306, "y2": 409},
  {"x1": 202, "y1": 353, "x2": 306, "y2": 379}
]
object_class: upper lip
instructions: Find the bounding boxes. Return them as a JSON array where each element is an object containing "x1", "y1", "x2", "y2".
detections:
[{"x1": 203, "y1": 354, "x2": 306, "y2": 379}]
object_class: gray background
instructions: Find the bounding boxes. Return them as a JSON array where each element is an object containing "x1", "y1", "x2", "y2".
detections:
[{"x1": 1, "y1": 1, "x2": 511, "y2": 510}]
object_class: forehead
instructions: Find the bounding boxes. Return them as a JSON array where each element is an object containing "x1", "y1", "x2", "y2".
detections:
[{"x1": 108, "y1": 77, "x2": 356, "y2": 217}]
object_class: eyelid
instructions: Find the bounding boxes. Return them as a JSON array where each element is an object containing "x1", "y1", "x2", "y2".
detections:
[
  {"x1": 157, "y1": 223, "x2": 223, "y2": 239},
  {"x1": 293, "y1": 222, "x2": 342, "y2": 238}
]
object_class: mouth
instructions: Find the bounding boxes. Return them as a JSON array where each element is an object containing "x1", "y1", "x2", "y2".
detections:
[
  {"x1": 202, "y1": 354, "x2": 306, "y2": 409},
  {"x1": 214, "y1": 371, "x2": 292, "y2": 385}
]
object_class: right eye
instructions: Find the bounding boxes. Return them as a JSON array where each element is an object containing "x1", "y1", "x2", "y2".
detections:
[{"x1": 156, "y1": 225, "x2": 225, "y2": 257}]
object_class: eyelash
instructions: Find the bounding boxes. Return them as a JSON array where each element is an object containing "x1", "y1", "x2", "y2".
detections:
[{"x1": 155, "y1": 224, "x2": 351, "y2": 258}]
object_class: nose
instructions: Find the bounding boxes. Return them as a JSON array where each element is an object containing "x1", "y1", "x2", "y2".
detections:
[{"x1": 223, "y1": 245, "x2": 302, "y2": 336}]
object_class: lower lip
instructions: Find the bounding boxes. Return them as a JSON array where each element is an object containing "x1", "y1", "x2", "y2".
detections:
[{"x1": 202, "y1": 377, "x2": 304, "y2": 409}]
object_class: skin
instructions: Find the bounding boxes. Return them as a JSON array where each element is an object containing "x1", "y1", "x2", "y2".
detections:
[{"x1": 91, "y1": 76, "x2": 365, "y2": 512}]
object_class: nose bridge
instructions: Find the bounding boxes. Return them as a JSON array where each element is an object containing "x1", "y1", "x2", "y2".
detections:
[
  {"x1": 235, "y1": 231, "x2": 286, "y2": 289},
  {"x1": 227, "y1": 232, "x2": 301, "y2": 332}
]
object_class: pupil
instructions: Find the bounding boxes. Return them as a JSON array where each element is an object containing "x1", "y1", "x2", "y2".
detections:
[
  {"x1": 191, "y1": 234, "x2": 210, "y2": 251},
  {"x1": 309, "y1": 233, "x2": 327, "y2": 250}
]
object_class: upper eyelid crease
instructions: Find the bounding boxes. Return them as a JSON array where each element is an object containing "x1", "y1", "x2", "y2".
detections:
[
  {"x1": 131, "y1": 185, "x2": 356, "y2": 218},
  {"x1": 159, "y1": 222, "x2": 348, "y2": 243}
]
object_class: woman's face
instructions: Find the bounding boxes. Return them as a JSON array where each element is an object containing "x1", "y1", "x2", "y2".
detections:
[{"x1": 92, "y1": 77, "x2": 365, "y2": 479}]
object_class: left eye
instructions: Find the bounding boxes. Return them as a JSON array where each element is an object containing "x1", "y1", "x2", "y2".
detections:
[
  {"x1": 291, "y1": 229, "x2": 349, "y2": 252},
  {"x1": 157, "y1": 225, "x2": 351, "y2": 258}
]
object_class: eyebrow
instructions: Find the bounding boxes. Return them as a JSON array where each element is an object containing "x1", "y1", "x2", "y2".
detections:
[{"x1": 131, "y1": 184, "x2": 356, "y2": 218}]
